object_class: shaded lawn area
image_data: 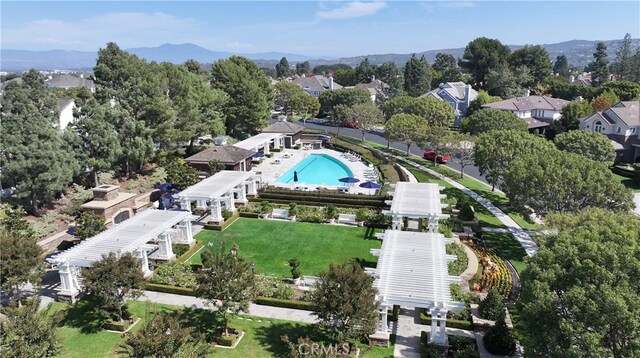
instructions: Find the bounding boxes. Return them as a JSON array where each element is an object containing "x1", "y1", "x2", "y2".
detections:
[
  {"x1": 612, "y1": 172, "x2": 640, "y2": 192},
  {"x1": 49, "y1": 299, "x2": 394, "y2": 358},
  {"x1": 482, "y1": 231, "x2": 528, "y2": 273},
  {"x1": 191, "y1": 218, "x2": 381, "y2": 277}
]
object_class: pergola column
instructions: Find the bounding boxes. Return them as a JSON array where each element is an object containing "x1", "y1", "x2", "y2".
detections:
[
  {"x1": 209, "y1": 200, "x2": 222, "y2": 222},
  {"x1": 237, "y1": 185, "x2": 247, "y2": 204},
  {"x1": 377, "y1": 304, "x2": 389, "y2": 334},
  {"x1": 391, "y1": 215, "x2": 402, "y2": 231},
  {"x1": 427, "y1": 218, "x2": 439, "y2": 233},
  {"x1": 156, "y1": 232, "x2": 175, "y2": 260},
  {"x1": 58, "y1": 260, "x2": 80, "y2": 295},
  {"x1": 180, "y1": 198, "x2": 191, "y2": 212},
  {"x1": 134, "y1": 248, "x2": 151, "y2": 276},
  {"x1": 247, "y1": 180, "x2": 257, "y2": 196},
  {"x1": 227, "y1": 193, "x2": 236, "y2": 211},
  {"x1": 177, "y1": 220, "x2": 194, "y2": 245},
  {"x1": 430, "y1": 308, "x2": 449, "y2": 346},
  {"x1": 263, "y1": 144, "x2": 270, "y2": 155}
]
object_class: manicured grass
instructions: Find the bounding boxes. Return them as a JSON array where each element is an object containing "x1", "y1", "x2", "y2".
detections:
[
  {"x1": 612, "y1": 172, "x2": 640, "y2": 192},
  {"x1": 482, "y1": 231, "x2": 528, "y2": 273},
  {"x1": 49, "y1": 300, "x2": 394, "y2": 358},
  {"x1": 191, "y1": 218, "x2": 381, "y2": 277}
]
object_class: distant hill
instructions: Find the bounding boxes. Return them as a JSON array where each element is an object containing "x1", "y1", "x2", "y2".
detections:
[{"x1": 1, "y1": 39, "x2": 638, "y2": 72}]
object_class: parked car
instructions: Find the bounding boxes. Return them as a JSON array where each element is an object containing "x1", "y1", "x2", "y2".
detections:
[{"x1": 423, "y1": 150, "x2": 450, "y2": 164}]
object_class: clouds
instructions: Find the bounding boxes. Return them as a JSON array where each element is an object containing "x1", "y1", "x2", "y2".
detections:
[
  {"x1": 2, "y1": 12, "x2": 199, "y2": 50},
  {"x1": 316, "y1": 1, "x2": 387, "y2": 20}
]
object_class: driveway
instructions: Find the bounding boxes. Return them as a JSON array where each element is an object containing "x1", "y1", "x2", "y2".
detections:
[{"x1": 300, "y1": 121, "x2": 490, "y2": 185}]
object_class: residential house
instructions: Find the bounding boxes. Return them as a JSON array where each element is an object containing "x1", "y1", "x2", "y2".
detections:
[
  {"x1": 185, "y1": 140, "x2": 254, "y2": 174},
  {"x1": 482, "y1": 92, "x2": 570, "y2": 132},
  {"x1": 58, "y1": 99, "x2": 76, "y2": 130},
  {"x1": 421, "y1": 82, "x2": 478, "y2": 126},
  {"x1": 579, "y1": 101, "x2": 640, "y2": 163},
  {"x1": 262, "y1": 120, "x2": 306, "y2": 148},
  {"x1": 46, "y1": 74, "x2": 95, "y2": 92},
  {"x1": 354, "y1": 76, "x2": 390, "y2": 103},
  {"x1": 292, "y1": 75, "x2": 342, "y2": 97}
]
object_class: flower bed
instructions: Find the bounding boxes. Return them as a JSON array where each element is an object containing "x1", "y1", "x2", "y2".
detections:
[{"x1": 469, "y1": 246, "x2": 512, "y2": 297}]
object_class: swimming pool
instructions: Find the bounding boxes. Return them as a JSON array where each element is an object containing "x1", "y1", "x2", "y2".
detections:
[{"x1": 275, "y1": 154, "x2": 354, "y2": 186}]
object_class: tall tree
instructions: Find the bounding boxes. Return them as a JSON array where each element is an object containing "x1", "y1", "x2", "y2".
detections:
[
  {"x1": 432, "y1": 53, "x2": 458, "y2": 72},
  {"x1": 465, "y1": 90, "x2": 501, "y2": 116},
  {"x1": 119, "y1": 313, "x2": 210, "y2": 358},
  {"x1": 483, "y1": 311, "x2": 516, "y2": 356},
  {"x1": 196, "y1": 243, "x2": 256, "y2": 337},
  {"x1": 404, "y1": 54, "x2": 432, "y2": 97},
  {"x1": 165, "y1": 158, "x2": 199, "y2": 190},
  {"x1": 210, "y1": 56, "x2": 273, "y2": 138},
  {"x1": 318, "y1": 88, "x2": 370, "y2": 118},
  {"x1": 0, "y1": 70, "x2": 78, "y2": 213},
  {"x1": 462, "y1": 108, "x2": 527, "y2": 135},
  {"x1": 553, "y1": 55, "x2": 570, "y2": 78},
  {"x1": 385, "y1": 113, "x2": 428, "y2": 155},
  {"x1": 275, "y1": 57, "x2": 291, "y2": 78},
  {"x1": 554, "y1": 130, "x2": 616, "y2": 163},
  {"x1": 474, "y1": 130, "x2": 555, "y2": 190},
  {"x1": 0, "y1": 299, "x2": 61, "y2": 357},
  {"x1": 354, "y1": 58, "x2": 376, "y2": 84},
  {"x1": 504, "y1": 151, "x2": 633, "y2": 216},
  {"x1": 311, "y1": 261, "x2": 378, "y2": 342},
  {"x1": 343, "y1": 102, "x2": 383, "y2": 142},
  {"x1": 381, "y1": 96, "x2": 454, "y2": 127},
  {"x1": 485, "y1": 64, "x2": 533, "y2": 98},
  {"x1": 508, "y1": 45, "x2": 553, "y2": 87},
  {"x1": 632, "y1": 48, "x2": 640, "y2": 82},
  {"x1": 613, "y1": 33, "x2": 634, "y2": 81},
  {"x1": 601, "y1": 81, "x2": 640, "y2": 101},
  {"x1": 333, "y1": 68, "x2": 357, "y2": 87},
  {"x1": 375, "y1": 61, "x2": 403, "y2": 97},
  {"x1": 459, "y1": 37, "x2": 511, "y2": 89},
  {"x1": 519, "y1": 209, "x2": 640, "y2": 357},
  {"x1": 0, "y1": 207, "x2": 43, "y2": 307},
  {"x1": 559, "y1": 100, "x2": 593, "y2": 131},
  {"x1": 82, "y1": 252, "x2": 146, "y2": 322},
  {"x1": 591, "y1": 42, "x2": 610, "y2": 86},
  {"x1": 295, "y1": 61, "x2": 311, "y2": 76},
  {"x1": 184, "y1": 58, "x2": 206, "y2": 76},
  {"x1": 444, "y1": 133, "x2": 475, "y2": 178}
]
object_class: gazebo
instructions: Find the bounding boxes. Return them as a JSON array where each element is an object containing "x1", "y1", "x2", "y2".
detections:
[
  {"x1": 382, "y1": 182, "x2": 449, "y2": 231},
  {"x1": 368, "y1": 230, "x2": 464, "y2": 346},
  {"x1": 47, "y1": 209, "x2": 194, "y2": 302},
  {"x1": 173, "y1": 170, "x2": 260, "y2": 222}
]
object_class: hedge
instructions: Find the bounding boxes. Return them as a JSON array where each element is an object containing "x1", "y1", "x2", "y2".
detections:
[
  {"x1": 611, "y1": 165, "x2": 637, "y2": 178},
  {"x1": 262, "y1": 187, "x2": 387, "y2": 200},
  {"x1": 249, "y1": 197, "x2": 385, "y2": 209},
  {"x1": 178, "y1": 242, "x2": 204, "y2": 262},
  {"x1": 203, "y1": 211, "x2": 240, "y2": 231},
  {"x1": 145, "y1": 283, "x2": 197, "y2": 296},
  {"x1": 215, "y1": 334, "x2": 237, "y2": 347},
  {"x1": 103, "y1": 318, "x2": 133, "y2": 331},
  {"x1": 239, "y1": 212, "x2": 260, "y2": 218},
  {"x1": 255, "y1": 297, "x2": 315, "y2": 311},
  {"x1": 271, "y1": 147, "x2": 283, "y2": 153},
  {"x1": 420, "y1": 310, "x2": 474, "y2": 330}
]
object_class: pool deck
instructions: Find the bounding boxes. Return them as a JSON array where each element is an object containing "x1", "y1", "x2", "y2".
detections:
[{"x1": 252, "y1": 147, "x2": 378, "y2": 195}]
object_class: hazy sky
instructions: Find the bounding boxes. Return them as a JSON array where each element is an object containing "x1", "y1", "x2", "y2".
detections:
[{"x1": 2, "y1": 1, "x2": 639, "y2": 57}]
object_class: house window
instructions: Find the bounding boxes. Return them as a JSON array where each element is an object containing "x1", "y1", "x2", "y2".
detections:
[
  {"x1": 594, "y1": 121, "x2": 603, "y2": 133},
  {"x1": 617, "y1": 127, "x2": 621, "y2": 133}
]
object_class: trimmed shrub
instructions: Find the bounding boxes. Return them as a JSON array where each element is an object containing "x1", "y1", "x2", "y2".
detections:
[
  {"x1": 255, "y1": 276, "x2": 296, "y2": 300},
  {"x1": 178, "y1": 242, "x2": 203, "y2": 262},
  {"x1": 419, "y1": 310, "x2": 474, "y2": 330},
  {"x1": 221, "y1": 208, "x2": 233, "y2": 221},
  {"x1": 215, "y1": 334, "x2": 237, "y2": 347},
  {"x1": 145, "y1": 283, "x2": 197, "y2": 296},
  {"x1": 151, "y1": 261, "x2": 197, "y2": 289},
  {"x1": 483, "y1": 313, "x2": 516, "y2": 355},
  {"x1": 255, "y1": 297, "x2": 315, "y2": 311},
  {"x1": 478, "y1": 290, "x2": 504, "y2": 320},
  {"x1": 239, "y1": 212, "x2": 260, "y2": 218},
  {"x1": 172, "y1": 244, "x2": 190, "y2": 258},
  {"x1": 103, "y1": 318, "x2": 134, "y2": 331},
  {"x1": 458, "y1": 202, "x2": 475, "y2": 221},
  {"x1": 203, "y1": 211, "x2": 240, "y2": 231}
]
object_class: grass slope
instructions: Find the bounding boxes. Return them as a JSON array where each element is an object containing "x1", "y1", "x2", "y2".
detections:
[{"x1": 191, "y1": 218, "x2": 381, "y2": 277}]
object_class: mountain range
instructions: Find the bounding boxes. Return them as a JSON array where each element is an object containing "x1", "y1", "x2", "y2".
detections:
[{"x1": 1, "y1": 39, "x2": 638, "y2": 72}]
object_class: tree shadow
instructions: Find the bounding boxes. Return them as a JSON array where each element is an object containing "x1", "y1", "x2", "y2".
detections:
[
  {"x1": 352, "y1": 257, "x2": 377, "y2": 269},
  {"x1": 362, "y1": 227, "x2": 380, "y2": 240},
  {"x1": 56, "y1": 296, "x2": 107, "y2": 334},
  {"x1": 177, "y1": 307, "x2": 222, "y2": 342},
  {"x1": 253, "y1": 321, "x2": 330, "y2": 358}
]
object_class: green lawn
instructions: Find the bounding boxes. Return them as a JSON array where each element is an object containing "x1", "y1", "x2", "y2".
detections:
[
  {"x1": 49, "y1": 300, "x2": 394, "y2": 358},
  {"x1": 612, "y1": 172, "x2": 640, "y2": 192},
  {"x1": 191, "y1": 218, "x2": 381, "y2": 277},
  {"x1": 482, "y1": 231, "x2": 528, "y2": 273}
]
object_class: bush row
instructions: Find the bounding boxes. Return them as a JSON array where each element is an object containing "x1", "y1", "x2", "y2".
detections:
[
  {"x1": 177, "y1": 242, "x2": 204, "y2": 262},
  {"x1": 252, "y1": 195, "x2": 387, "y2": 208},
  {"x1": 263, "y1": 187, "x2": 387, "y2": 200},
  {"x1": 103, "y1": 318, "x2": 133, "y2": 332},
  {"x1": 203, "y1": 211, "x2": 240, "y2": 231},
  {"x1": 145, "y1": 283, "x2": 197, "y2": 297},
  {"x1": 255, "y1": 297, "x2": 316, "y2": 311},
  {"x1": 419, "y1": 310, "x2": 474, "y2": 330},
  {"x1": 239, "y1": 212, "x2": 260, "y2": 218}
]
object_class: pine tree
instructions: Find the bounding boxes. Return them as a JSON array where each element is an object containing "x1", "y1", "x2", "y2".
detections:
[
  {"x1": 591, "y1": 42, "x2": 610, "y2": 86},
  {"x1": 478, "y1": 290, "x2": 504, "y2": 320},
  {"x1": 553, "y1": 55, "x2": 570, "y2": 78},
  {"x1": 483, "y1": 311, "x2": 516, "y2": 355},
  {"x1": 404, "y1": 54, "x2": 432, "y2": 97},
  {"x1": 613, "y1": 33, "x2": 634, "y2": 80},
  {"x1": 276, "y1": 57, "x2": 291, "y2": 78}
]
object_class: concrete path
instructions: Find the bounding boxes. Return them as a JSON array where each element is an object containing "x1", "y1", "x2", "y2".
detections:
[
  {"x1": 391, "y1": 155, "x2": 538, "y2": 257},
  {"x1": 634, "y1": 193, "x2": 640, "y2": 216},
  {"x1": 456, "y1": 240, "x2": 483, "y2": 298},
  {"x1": 393, "y1": 307, "x2": 422, "y2": 358},
  {"x1": 139, "y1": 290, "x2": 317, "y2": 323}
]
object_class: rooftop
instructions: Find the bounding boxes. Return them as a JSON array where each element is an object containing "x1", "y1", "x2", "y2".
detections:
[
  {"x1": 174, "y1": 170, "x2": 255, "y2": 200},
  {"x1": 234, "y1": 132, "x2": 284, "y2": 150},
  {"x1": 483, "y1": 95, "x2": 569, "y2": 112},
  {"x1": 81, "y1": 192, "x2": 137, "y2": 209},
  {"x1": 262, "y1": 120, "x2": 306, "y2": 134},
  {"x1": 292, "y1": 75, "x2": 343, "y2": 92},
  {"x1": 47, "y1": 209, "x2": 193, "y2": 267},
  {"x1": 46, "y1": 74, "x2": 95, "y2": 89},
  {"x1": 421, "y1": 82, "x2": 477, "y2": 102},
  {"x1": 185, "y1": 145, "x2": 254, "y2": 164},
  {"x1": 385, "y1": 182, "x2": 448, "y2": 219}
]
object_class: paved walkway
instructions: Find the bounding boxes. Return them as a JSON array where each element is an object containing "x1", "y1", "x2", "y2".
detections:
[
  {"x1": 456, "y1": 240, "x2": 483, "y2": 298},
  {"x1": 391, "y1": 155, "x2": 538, "y2": 257},
  {"x1": 393, "y1": 307, "x2": 422, "y2": 358},
  {"x1": 139, "y1": 290, "x2": 317, "y2": 323}
]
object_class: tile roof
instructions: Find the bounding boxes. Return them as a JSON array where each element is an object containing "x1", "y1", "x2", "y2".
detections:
[
  {"x1": 525, "y1": 117, "x2": 550, "y2": 129},
  {"x1": 46, "y1": 74, "x2": 95, "y2": 89},
  {"x1": 57, "y1": 99, "x2": 75, "y2": 112},
  {"x1": 262, "y1": 121, "x2": 306, "y2": 134},
  {"x1": 292, "y1": 75, "x2": 343, "y2": 92},
  {"x1": 185, "y1": 145, "x2": 254, "y2": 164},
  {"x1": 483, "y1": 95, "x2": 570, "y2": 111},
  {"x1": 421, "y1": 82, "x2": 477, "y2": 102},
  {"x1": 609, "y1": 101, "x2": 639, "y2": 127}
]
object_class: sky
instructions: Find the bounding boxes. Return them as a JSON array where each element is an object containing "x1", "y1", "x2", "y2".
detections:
[{"x1": 2, "y1": 1, "x2": 639, "y2": 58}]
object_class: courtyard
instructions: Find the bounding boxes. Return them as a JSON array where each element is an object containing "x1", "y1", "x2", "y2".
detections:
[{"x1": 190, "y1": 218, "x2": 381, "y2": 277}]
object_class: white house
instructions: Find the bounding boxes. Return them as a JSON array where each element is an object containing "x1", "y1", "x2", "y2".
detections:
[
  {"x1": 482, "y1": 91, "x2": 570, "y2": 132},
  {"x1": 57, "y1": 99, "x2": 76, "y2": 130},
  {"x1": 579, "y1": 101, "x2": 640, "y2": 162},
  {"x1": 292, "y1": 75, "x2": 342, "y2": 97},
  {"x1": 421, "y1": 82, "x2": 478, "y2": 126}
]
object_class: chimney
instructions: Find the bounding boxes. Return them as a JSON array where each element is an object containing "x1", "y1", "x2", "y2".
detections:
[
  {"x1": 328, "y1": 75, "x2": 334, "y2": 90},
  {"x1": 213, "y1": 136, "x2": 228, "y2": 146},
  {"x1": 524, "y1": 89, "x2": 530, "y2": 97},
  {"x1": 569, "y1": 75, "x2": 575, "y2": 83},
  {"x1": 464, "y1": 84, "x2": 472, "y2": 108},
  {"x1": 371, "y1": 75, "x2": 376, "y2": 83}
]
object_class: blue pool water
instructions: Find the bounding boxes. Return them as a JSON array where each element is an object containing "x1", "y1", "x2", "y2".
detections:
[{"x1": 275, "y1": 154, "x2": 354, "y2": 186}]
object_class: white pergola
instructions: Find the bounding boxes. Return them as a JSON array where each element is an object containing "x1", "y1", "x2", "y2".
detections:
[
  {"x1": 234, "y1": 133, "x2": 284, "y2": 154},
  {"x1": 382, "y1": 182, "x2": 449, "y2": 231},
  {"x1": 47, "y1": 209, "x2": 194, "y2": 300},
  {"x1": 174, "y1": 170, "x2": 259, "y2": 222},
  {"x1": 368, "y1": 230, "x2": 464, "y2": 346}
]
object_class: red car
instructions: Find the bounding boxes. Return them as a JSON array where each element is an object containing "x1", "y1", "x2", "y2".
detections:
[{"x1": 423, "y1": 150, "x2": 450, "y2": 164}]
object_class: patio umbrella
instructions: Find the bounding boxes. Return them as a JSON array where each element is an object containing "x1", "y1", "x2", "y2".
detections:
[
  {"x1": 293, "y1": 171, "x2": 299, "y2": 182},
  {"x1": 253, "y1": 152, "x2": 265, "y2": 158},
  {"x1": 339, "y1": 177, "x2": 360, "y2": 187},
  {"x1": 359, "y1": 181, "x2": 381, "y2": 195},
  {"x1": 156, "y1": 183, "x2": 176, "y2": 191}
]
